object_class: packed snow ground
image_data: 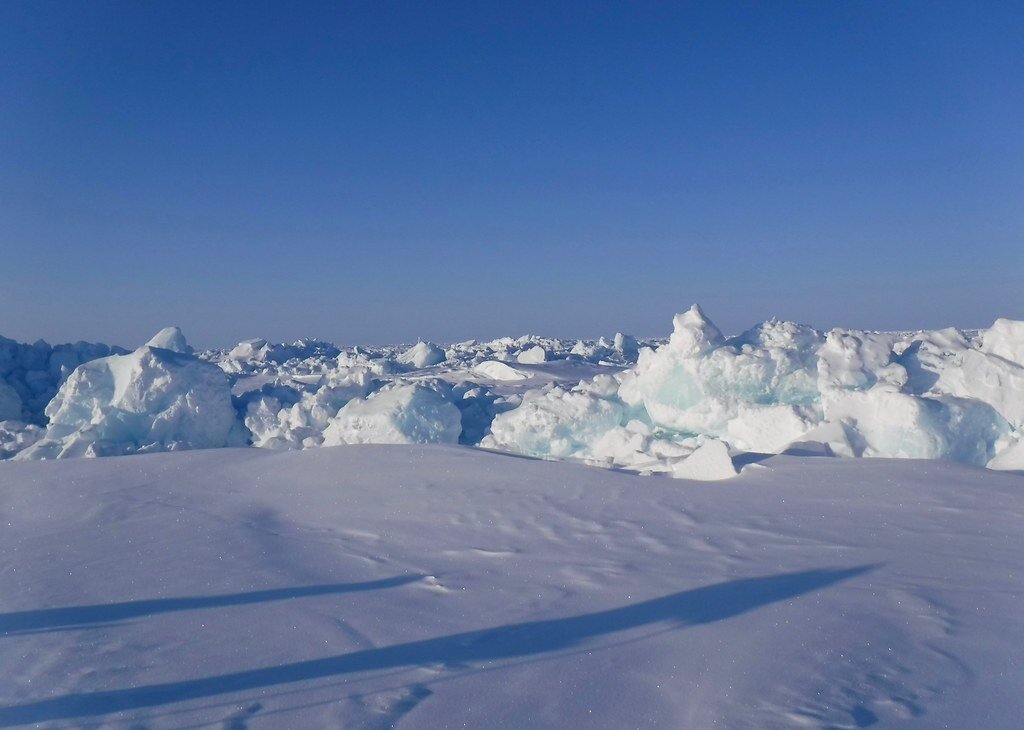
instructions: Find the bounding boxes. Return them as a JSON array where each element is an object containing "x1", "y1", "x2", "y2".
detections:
[{"x1": 0, "y1": 445, "x2": 1021, "y2": 728}]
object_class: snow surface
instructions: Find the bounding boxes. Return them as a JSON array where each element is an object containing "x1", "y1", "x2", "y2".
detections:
[{"x1": 1, "y1": 445, "x2": 1021, "y2": 728}]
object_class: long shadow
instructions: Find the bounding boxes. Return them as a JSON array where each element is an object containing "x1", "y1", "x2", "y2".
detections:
[
  {"x1": 0, "y1": 575, "x2": 424, "y2": 636},
  {"x1": 0, "y1": 565, "x2": 875, "y2": 726}
]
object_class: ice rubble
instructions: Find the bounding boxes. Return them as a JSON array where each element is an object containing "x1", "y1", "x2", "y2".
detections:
[
  {"x1": 485, "y1": 305, "x2": 1022, "y2": 472},
  {"x1": 322, "y1": 384, "x2": 462, "y2": 445},
  {"x1": 0, "y1": 335, "x2": 128, "y2": 423},
  {"x1": 397, "y1": 341, "x2": 447, "y2": 369},
  {"x1": 1, "y1": 306, "x2": 1021, "y2": 472},
  {"x1": 14, "y1": 329, "x2": 244, "y2": 460}
]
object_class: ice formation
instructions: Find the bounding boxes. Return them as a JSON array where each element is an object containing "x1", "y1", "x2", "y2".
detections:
[
  {"x1": 517, "y1": 346, "x2": 547, "y2": 364},
  {"x1": 397, "y1": 341, "x2": 447, "y2": 369},
  {"x1": 0, "y1": 335, "x2": 128, "y2": 424},
  {"x1": 671, "y1": 438, "x2": 738, "y2": 481},
  {"x1": 322, "y1": 384, "x2": 462, "y2": 445},
  {"x1": 486, "y1": 305, "x2": 1022, "y2": 470},
  {"x1": 14, "y1": 330, "x2": 244, "y2": 459},
  {"x1": 1, "y1": 306, "x2": 1020, "y2": 470},
  {"x1": 145, "y1": 326, "x2": 193, "y2": 354}
]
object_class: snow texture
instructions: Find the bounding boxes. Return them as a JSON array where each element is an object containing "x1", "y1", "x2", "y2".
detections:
[{"x1": 0, "y1": 445, "x2": 1021, "y2": 727}]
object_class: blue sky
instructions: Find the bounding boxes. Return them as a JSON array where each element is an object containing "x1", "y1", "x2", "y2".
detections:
[{"x1": 2, "y1": 1, "x2": 1021, "y2": 347}]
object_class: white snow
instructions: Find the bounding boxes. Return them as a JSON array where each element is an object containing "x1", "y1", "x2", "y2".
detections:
[
  {"x1": 398, "y1": 341, "x2": 447, "y2": 369},
  {"x1": 671, "y1": 437, "x2": 738, "y2": 480},
  {"x1": 482, "y1": 384, "x2": 625, "y2": 459},
  {"x1": 980, "y1": 317, "x2": 1024, "y2": 365},
  {"x1": 145, "y1": 326, "x2": 193, "y2": 354},
  {"x1": 0, "y1": 445, "x2": 1021, "y2": 727},
  {"x1": 471, "y1": 360, "x2": 530, "y2": 381},
  {"x1": 489, "y1": 306, "x2": 1022, "y2": 470},
  {"x1": 322, "y1": 384, "x2": 462, "y2": 445},
  {"x1": 14, "y1": 330, "x2": 244, "y2": 460},
  {"x1": 516, "y1": 345, "x2": 547, "y2": 364}
]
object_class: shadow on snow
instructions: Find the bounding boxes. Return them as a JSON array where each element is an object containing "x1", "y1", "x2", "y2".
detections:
[
  {"x1": 0, "y1": 565, "x2": 876, "y2": 726},
  {"x1": 0, "y1": 575, "x2": 425, "y2": 636}
]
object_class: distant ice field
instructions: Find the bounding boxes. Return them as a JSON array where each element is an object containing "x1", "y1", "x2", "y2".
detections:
[{"x1": 2, "y1": 305, "x2": 1023, "y2": 474}]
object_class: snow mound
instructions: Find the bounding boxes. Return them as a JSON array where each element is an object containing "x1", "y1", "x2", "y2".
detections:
[
  {"x1": 671, "y1": 438, "x2": 737, "y2": 481},
  {"x1": 473, "y1": 360, "x2": 530, "y2": 381},
  {"x1": 145, "y1": 326, "x2": 193, "y2": 354},
  {"x1": 981, "y1": 318, "x2": 1024, "y2": 366},
  {"x1": 322, "y1": 384, "x2": 462, "y2": 445},
  {"x1": 517, "y1": 346, "x2": 547, "y2": 364},
  {"x1": 398, "y1": 341, "x2": 446, "y2": 369},
  {"x1": 15, "y1": 330, "x2": 244, "y2": 460}
]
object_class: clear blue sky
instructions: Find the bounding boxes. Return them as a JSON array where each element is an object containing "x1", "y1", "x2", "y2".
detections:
[{"x1": 2, "y1": 1, "x2": 1021, "y2": 348}]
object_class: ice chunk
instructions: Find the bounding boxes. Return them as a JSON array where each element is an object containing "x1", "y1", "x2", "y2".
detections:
[
  {"x1": 618, "y1": 308, "x2": 822, "y2": 440},
  {"x1": 145, "y1": 326, "x2": 193, "y2": 355},
  {"x1": 823, "y1": 385, "x2": 1009, "y2": 464},
  {"x1": 0, "y1": 335, "x2": 127, "y2": 425},
  {"x1": 0, "y1": 420, "x2": 43, "y2": 459},
  {"x1": 322, "y1": 384, "x2": 462, "y2": 445},
  {"x1": 517, "y1": 346, "x2": 547, "y2": 364},
  {"x1": 229, "y1": 338, "x2": 271, "y2": 362},
  {"x1": 724, "y1": 403, "x2": 818, "y2": 453},
  {"x1": 980, "y1": 318, "x2": 1024, "y2": 366},
  {"x1": 473, "y1": 360, "x2": 530, "y2": 381},
  {"x1": 242, "y1": 366, "x2": 377, "y2": 449},
  {"x1": 397, "y1": 341, "x2": 446, "y2": 369},
  {"x1": 613, "y1": 333, "x2": 640, "y2": 362},
  {"x1": 668, "y1": 304, "x2": 725, "y2": 358},
  {"x1": 483, "y1": 386, "x2": 624, "y2": 459},
  {"x1": 988, "y1": 435, "x2": 1024, "y2": 470},
  {"x1": 671, "y1": 439, "x2": 737, "y2": 481},
  {"x1": 15, "y1": 330, "x2": 243, "y2": 460},
  {"x1": 930, "y1": 350, "x2": 1024, "y2": 428},
  {"x1": 817, "y1": 330, "x2": 903, "y2": 391}
]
